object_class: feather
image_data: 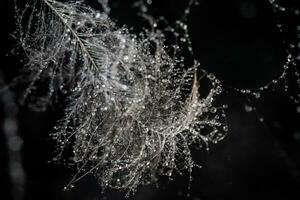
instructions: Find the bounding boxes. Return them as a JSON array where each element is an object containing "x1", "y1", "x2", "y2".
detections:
[{"x1": 15, "y1": 0, "x2": 227, "y2": 193}]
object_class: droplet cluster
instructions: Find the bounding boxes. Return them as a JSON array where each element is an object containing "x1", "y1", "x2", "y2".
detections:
[
  {"x1": 13, "y1": 0, "x2": 300, "y2": 195},
  {"x1": 235, "y1": 0, "x2": 300, "y2": 108},
  {"x1": 14, "y1": 0, "x2": 227, "y2": 193}
]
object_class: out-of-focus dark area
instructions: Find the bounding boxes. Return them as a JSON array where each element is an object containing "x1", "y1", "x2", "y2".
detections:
[{"x1": 1, "y1": 0, "x2": 300, "y2": 200}]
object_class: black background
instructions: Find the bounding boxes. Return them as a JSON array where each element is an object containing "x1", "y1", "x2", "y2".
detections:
[{"x1": 1, "y1": 0, "x2": 300, "y2": 200}]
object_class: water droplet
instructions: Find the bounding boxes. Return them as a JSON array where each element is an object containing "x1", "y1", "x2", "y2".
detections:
[
  {"x1": 223, "y1": 126, "x2": 228, "y2": 132},
  {"x1": 210, "y1": 107, "x2": 217, "y2": 113},
  {"x1": 244, "y1": 104, "x2": 253, "y2": 112},
  {"x1": 297, "y1": 106, "x2": 300, "y2": 113},
  {"x1": 95, "y1": 12, "x2": 101, "y2": 19},
  {"x1": 123, "y1": 55, "x2": 129, "y2": 61},
  {"x1": 259, "y1": 117, "x2": 264, "y2": 122}
]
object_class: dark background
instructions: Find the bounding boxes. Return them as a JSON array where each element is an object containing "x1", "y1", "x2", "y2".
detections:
[{"x1": 1, "y1": 0, "x2": 300, "y2": 200}]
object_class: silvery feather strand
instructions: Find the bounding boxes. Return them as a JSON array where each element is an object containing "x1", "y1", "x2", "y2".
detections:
[{"x1": 14, "y1": 0, "x2": 228, "y2": 193}]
